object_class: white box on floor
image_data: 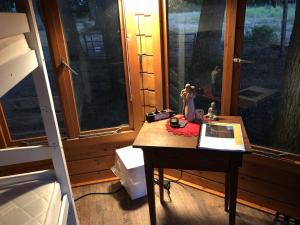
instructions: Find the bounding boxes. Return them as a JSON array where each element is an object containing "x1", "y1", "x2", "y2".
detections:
[{"x1": 112, "y1": 146, "x2": 147, "y2": 200}]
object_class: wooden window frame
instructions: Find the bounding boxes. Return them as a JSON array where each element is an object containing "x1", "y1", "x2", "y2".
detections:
[
  {"x1": 161, "y1": 0, "x2": 239, "y2": 113},
  {"x1": 229, "y1": 0, "x2": 300, "y2": 161},
  {"x1": 160, "y1": 0, "x2": 300, "y2": 161},
  {"x1": 0, "y1": 0, "x2": 141, "y2": 146}
]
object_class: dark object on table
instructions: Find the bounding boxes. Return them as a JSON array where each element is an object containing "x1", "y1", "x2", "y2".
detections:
[
  {"x1": 146, "y1": 109, "x2": 175, "y2": 122},
  {"x1": 169, "y1": 117, "x2": 187, "y2": 128},
  {"x1": 195, "y1": 109, "x2": 204, "y2": 123},
  {"x1": 273, "y1": 212, "x2": 300, "y2": 225}
]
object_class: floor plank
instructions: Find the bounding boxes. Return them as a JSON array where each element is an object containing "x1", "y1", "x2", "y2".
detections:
[{"x1": 73, "y1": 181, "x2": 273, "y2": 225}]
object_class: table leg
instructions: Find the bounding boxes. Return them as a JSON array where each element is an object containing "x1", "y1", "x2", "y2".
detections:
[
  {"x1": 225, "y1": 172, "x2": 230, "y2": 212},
  {"x1": 158, "y1": 168, "x2": 164, "y2": 203},
  {"x1": 229, "y1": 166, "x2": 239, "y2": 225},
  {"x1": 144, "y1": 151, "x2": 156, "y2": 225}
]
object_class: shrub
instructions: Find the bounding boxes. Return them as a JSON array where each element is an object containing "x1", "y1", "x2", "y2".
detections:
[
  {"x1": 168, "y1": 0, "x2": 202, "y2": 12},
  {"x1": 169, "y1": 0, "x2": 188, "y2": 11},
  {"x1": 248, "y1": 25, "x2": 276, "y2": 43}
]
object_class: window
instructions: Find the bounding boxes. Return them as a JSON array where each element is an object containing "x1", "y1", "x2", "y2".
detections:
[
  {"x1": 238, "y1": 1, "x2": 299, "y2": 154},
  {"x1": 0, "y1": 0, "x2": 64, "y2": 139},
  {"x1": 167, "y1": 0, "x2": 226, "y2": 115},
  {"x1": 58, "y1": 0, "x2": 129, "y2": 131}
]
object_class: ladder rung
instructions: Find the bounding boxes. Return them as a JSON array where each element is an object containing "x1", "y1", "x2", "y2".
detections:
[{"x1": 0, "y1": 145, "x2": 51, "y2": 166}]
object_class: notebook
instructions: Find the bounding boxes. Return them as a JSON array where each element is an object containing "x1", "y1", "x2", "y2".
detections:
[{"x1": 198, "y1": 122, "x2": 245, "y2": 152}]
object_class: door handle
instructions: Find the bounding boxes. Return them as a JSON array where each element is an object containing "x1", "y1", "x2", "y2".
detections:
[
  {"x1": 233, "y1": 58, "x2": 255, "y2": 64},
  {"x1": 61, "y1": 59, "x2": 79, "y2": 76}
]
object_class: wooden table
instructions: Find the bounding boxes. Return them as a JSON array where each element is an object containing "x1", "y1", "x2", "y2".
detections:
[{"x1": 133, "y1": 116, "x2": 250, "y2": 225}]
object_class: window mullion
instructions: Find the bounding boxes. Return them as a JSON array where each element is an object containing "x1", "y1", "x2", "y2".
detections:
[{"x1": 39, "y1": 0, "x2": 80, "y2": 138}]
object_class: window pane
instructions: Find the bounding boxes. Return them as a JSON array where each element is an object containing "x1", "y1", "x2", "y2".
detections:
[
  {"x1": 0, "y1": 1, "x2": 16, "y2": 12},
  {"x1": 58, "y1": 0, "x2": 129, "y2": 131},
  {"x1": 0, "y1": 1, "x2": 65, "y2": 139},
  {"x1": 239, "y1": 2, "x2": 298, "y2": 154},
  {"x1": 168, "y1": 0, "x2": 226, "y2": 115}
]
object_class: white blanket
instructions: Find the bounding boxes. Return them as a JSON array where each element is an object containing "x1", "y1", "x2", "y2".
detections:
[{"x1": 0, "y1": 34, "x2": 30, "y2": 65}]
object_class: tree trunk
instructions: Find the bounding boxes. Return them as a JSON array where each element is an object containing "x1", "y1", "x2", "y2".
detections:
[
  {"x1": 95, "y1": 0, "x2": 124, "y2": 96},
  {"x1": 189, "y1": 0, "x2": 226, "y2": 86},
  {"x1": 88, "y1": 0, "x2": 96, "y2": 21},
  {"x1": 58, "y1": 0, "x2": 92, "y2": 115},
  {"x1": 270, "y1": 0, "x2": 300, "y2": 153},
  {"x1": 0, "y1": 0, "x2": 14, "y2": 11}
]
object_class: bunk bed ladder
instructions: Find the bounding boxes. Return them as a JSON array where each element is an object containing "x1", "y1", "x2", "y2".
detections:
[{"x1": 15, "y1": 0, "x2": 79, "y2": 224}]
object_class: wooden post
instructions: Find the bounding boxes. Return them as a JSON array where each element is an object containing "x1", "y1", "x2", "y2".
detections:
[
  {"x1": 39, "y1": 0, "x2": 81, "y2": 139},
  {"x1": 221, "y1": 0, "x2": 239, "y2": 115},
  {"x1": 229, "y1": 0, "x2": 247, "y2": 115}
]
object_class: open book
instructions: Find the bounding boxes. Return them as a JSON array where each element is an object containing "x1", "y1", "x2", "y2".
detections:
[{"x1": 198, "y1": 123, "x2": 245, "y2": 152}]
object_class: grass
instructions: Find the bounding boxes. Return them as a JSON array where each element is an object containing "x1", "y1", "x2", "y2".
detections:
[
  {"x1": 169, "y1": 3, "x2": 296, "y2": 20},
  {"x1": 246, "y1": 4, "x2": 296, "y2": 19}
]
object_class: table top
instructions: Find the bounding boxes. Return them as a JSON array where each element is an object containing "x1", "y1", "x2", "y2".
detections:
[{"x1": 133, "y1": 116, "x2": 251, "y2": 152}]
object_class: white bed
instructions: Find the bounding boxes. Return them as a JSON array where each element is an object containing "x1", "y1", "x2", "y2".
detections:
[
  {"x1": 0, "y1": 177, "x2": 61, "y2": 225},
  {"x1": 0, "y1": 1, "x2": 79, "y2": 225},
  {"x1": 0, "y1": 170, "x2": 70, "y2": 225}
]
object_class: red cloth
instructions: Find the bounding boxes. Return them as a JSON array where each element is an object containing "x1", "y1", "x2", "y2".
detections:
[{"x1": 165, "y1": 115, "x2": 201, "y2": 137}]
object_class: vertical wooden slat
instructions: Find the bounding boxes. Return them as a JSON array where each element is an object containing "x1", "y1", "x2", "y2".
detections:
[
  {"x1": 118, "y1": 0, "x2": 135, "y2": 130},
  {"x1": 123, "y1": 0, "x2": 164, "y2": 125},
  {"x1": 121, "y1": 0, "x2": 144, "y2": 129},
  {"x1": 151, "y1": 0, "x2": 164, "y2": 110},
  {"x1": 221, "y1": 0, "x2": 239, "y2": 115},
  {"x1": 160, "y1": 0, "x2": 169, "y2": 108},
  {"x1": 39, "y1": 0, "x2": 80, "y2": 138},
  {"x1": 230, "y1": 0, "x2": 247, "y2": 115}
]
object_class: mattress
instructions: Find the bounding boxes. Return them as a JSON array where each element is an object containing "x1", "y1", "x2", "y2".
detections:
[
  {"x1": 0, "y1": 179, "x2": 62, "y2": 225},
  {"x1": 0, "y1": 34, "x2": 30, "y2": 65}
]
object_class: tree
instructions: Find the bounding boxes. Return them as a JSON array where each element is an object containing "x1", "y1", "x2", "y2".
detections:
[
  {"x1": 189, "y1": 0, "x2": 226, "y2": 86},
  {"x1": 94, "y1": 0, "x2": 125, "y2": 96},
  {"x1": 0, "y1": 0, "x2": 14, "y2": 11},
  {"x1": 58, "y1": 0, "x2": 92, "y2": 109},
  {"x1": 270, "y1": 0, "x2": 300, "y2": 153}
]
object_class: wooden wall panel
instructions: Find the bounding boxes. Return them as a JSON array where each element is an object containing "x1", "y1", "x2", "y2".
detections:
[
  {"x1": 68, "y1": 155, "x2": 115, "y2": 176},
  {"x1": 141, "y1": 73, "x2": 156, "y2": 91},
  {"x1": 0, "y1": 133, "x2": 134, "y2": 185},
  {"x1": 164, "y1": 153, "x2": 300, "y2": 220},
  {"x1": 123, "y1": 0, "x2": 164, "y2": 118},
  {"x1": 165, "y1": 169, "x2": 300, "y2": 218},
  {"x1": 0, "y1": 160, "x2": 53, "y2": 176},
  {"x1": 140, "y1": 90, "x2": 156, "y2": 107}
]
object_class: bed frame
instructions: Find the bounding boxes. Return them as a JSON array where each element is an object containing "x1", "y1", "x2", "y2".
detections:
[{"x1": 0, "y1": 1, "x2": 79, "y2": 224}]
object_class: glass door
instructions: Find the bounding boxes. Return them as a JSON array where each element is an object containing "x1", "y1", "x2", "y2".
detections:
[
  {"x1": 237, "y1": 0, "x2": 299, "y2": 154},
  {"x1": 57, "y1": 0, "x2": 130, "y2": 131},
  {"x1": 167, "y1": 0, "x2": 226, "y2": 115}
]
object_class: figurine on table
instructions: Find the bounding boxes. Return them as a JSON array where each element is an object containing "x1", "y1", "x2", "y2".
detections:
[
  {"x1": 180, "y1": 83, "x2": 196, "y2": 122},
  {"x1": 206, "y1": 101, "x2": 218, "y2": 120}
]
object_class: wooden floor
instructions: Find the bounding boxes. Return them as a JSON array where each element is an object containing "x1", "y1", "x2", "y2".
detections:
[{"x1": 73, "y1": 181, "x2": 274, "y2": 225}]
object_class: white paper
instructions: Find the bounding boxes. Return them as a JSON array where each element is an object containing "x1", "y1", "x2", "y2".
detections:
[{"x1": 198, "y1": 123, "x2": 245, "y2": 152}]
